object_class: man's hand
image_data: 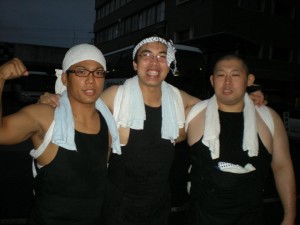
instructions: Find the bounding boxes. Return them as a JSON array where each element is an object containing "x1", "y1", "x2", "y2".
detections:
[
  {"x1": 249, "y1": 90, "x2": 267, "y2": 106},
  {"x1": 38, "y1": 92, "x2": 61, "y2": 108},
  {"x1": 0, "y1": 58, "x2": 29, "y2": 80}
]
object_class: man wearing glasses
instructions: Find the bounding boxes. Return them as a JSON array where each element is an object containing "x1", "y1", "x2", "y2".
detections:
[
  {"x1": 39, "y1": 34, "x2": 265, "y2": 225},
  {"x1": 0, "y1": 44, "x2": 120, "y2": 225},
  {"x1": 39, "y1": 34, "x2": 200, "y2": 224}
]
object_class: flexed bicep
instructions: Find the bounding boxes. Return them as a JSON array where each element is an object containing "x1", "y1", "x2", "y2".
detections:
[{"x1": 0, "y1": 105, "x2": 41, "y2": 145}]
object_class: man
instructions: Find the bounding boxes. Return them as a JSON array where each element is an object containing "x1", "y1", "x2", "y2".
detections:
[
  {"x1": 101, "y1": 33, "x2": 200, "y2": 225},
  {"x1": 0, "y1": 43, "x2": 120, "y2": 225},
  {"x1": 185, "y1": 54, "x2": 296, "y2": 225},
  {"x1": 40, "y1": 33, "x2": 200, "y2": 224},
  {"x1": 39, "y1": 34, "x2": 265, "y2": 224}
]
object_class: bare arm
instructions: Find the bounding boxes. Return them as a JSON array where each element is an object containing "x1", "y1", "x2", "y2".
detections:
[
  {"x1": 0, "y1": 58, "x2": 41, "y2": 144},
  {"x1": 179, "y1": 90, "x2": 201, "y2": 110},
  {"x1": 270, "y1": 108, "x2": 296, "y2": 225},
  {"x1": 175, "y1": 127, "x2": 187, "y2": 143},
  {"x1": 100, "y1": 85, "x2": 119, "y2": 113},
  {"x1": 0, "y1": 58, "x2": 29, "y2": 119},
  {"x1": 0, "y1": 105, "x2": 42, "y2": 144}
]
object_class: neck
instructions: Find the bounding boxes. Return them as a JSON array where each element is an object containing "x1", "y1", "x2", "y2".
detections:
[
  {"x1": 218, "y1": 101, "x2": 244, "y2": 112},
  {"x1": 69, "y1": 99, "x2": 97, "y2": 119},
  {"x1": 140, "y1": 83, "x2": 162, "y2": 107}
]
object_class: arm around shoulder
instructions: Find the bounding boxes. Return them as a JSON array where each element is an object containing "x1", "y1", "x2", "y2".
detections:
[
  {"x1": 100, "y1": 85, "x2": 119, "y2": 113},
  {"x1": 179, "y1": 90, "x2": 200, "y2": 110}
]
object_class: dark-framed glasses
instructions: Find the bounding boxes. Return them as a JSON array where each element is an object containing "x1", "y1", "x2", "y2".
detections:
[
  {"x1": 66, "y1": 68, "x2": 106, "y2": 78},
  {"x1": 137, "y1": 52, "x2": 167, "y2": 63}
]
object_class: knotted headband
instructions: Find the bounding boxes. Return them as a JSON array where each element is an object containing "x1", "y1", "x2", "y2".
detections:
[{"x1": 132, "y1": 36, "x2": 177, "y2": 74}]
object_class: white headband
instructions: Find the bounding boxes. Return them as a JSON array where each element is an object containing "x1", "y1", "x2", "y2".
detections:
[
  {"x1": 132, "y1": 37, "x2": 177, "y2": 74},
  {"x1": 55, "y1": 43, "x2": 106, "y2": 94}
]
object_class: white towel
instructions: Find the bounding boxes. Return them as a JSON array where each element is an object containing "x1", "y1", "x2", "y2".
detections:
[
  {"x1": 217, "y1": 162, "x2": 256, "y2": 174},
  {"x1": 202, "y1": 94, "x2": 258, "y2": 159},
  {"x1": 114, "y1": 76, "x2": 185, "y2": 143},
  {"x1": 51, "y1": 91, "x2": 121, "y2": 154}
]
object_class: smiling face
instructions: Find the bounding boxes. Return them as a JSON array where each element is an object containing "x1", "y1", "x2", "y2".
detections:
[
  {"x1": 62, "y1": 60, "x2": 105, "y2": 105},
  {"x1": 210, "y1": 58, "x2": 255, "y2": 112},
  {"x1": 133, "y1": 42, "x2": 170, "y2": 89}
]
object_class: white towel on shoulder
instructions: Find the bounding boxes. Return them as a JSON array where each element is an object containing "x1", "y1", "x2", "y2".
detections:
[
  {"x1": 188, "y1": 94, "x2": 257, "y2": 159},
  {"x1": 51, "y1": 91, "x2": 121, "y2": 154},
  {"x1": 114, "y1": 76, "x2": 185, "y2": 143},
  {"x1": 202, "y1": 94, "x2": 258, "y2": 159}
]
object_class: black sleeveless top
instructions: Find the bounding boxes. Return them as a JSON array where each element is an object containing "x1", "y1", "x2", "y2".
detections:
[
  {"x1": 187, "y1": 111, "x2": 272, "y2": 225},
  {"x1": 105, "y1": 105, "x2": 175, "y2": 225},
  {"x1": 30, "y1": 113, "x2": 108, "y2": 225}
]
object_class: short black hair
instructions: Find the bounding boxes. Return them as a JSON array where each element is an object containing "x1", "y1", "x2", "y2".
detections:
[{"x1": 213, "y1": 54, "x2": 249, "y2": 75}]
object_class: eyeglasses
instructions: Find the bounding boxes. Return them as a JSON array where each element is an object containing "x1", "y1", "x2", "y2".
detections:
[
  {"x1": 66, "y1": 68, "x2": 106, "y2": 78},
  {"x1": 137, "y1": 52, "x2": 167, "y2": 63}
]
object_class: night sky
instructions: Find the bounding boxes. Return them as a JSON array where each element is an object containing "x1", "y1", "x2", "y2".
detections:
[{"x1": 0, "y1": 0, "x2": 95, "y2": 48}]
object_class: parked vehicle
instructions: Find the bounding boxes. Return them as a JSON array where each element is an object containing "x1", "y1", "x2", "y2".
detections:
[{"x1": 13, "y1": 71, "x2": 56, "y2": 103}]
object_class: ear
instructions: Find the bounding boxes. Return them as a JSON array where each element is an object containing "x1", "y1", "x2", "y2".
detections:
[
  {"x1": 61, "y1": 72, "x2": 68, "y2": 87},
  {"x1": 209, "y1": 75, "x2": 214, "y2": 87},
  {"x1": 247, "y1": 74, "x2": 255, "y2": 86},
  {"x1": 133, "y1": 61, "x2": 137, "y2": 71}
]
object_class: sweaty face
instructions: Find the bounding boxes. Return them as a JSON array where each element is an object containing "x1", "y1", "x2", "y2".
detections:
[
  {"x1": 63, "y1": 60, "x2": 105, "y2": 105},
  {"x1": 133, "y1": 42, "x2": 170, "y2": 88},
  {"x1": 210, "y1": 59, "x2": 254, "y2": 112}
]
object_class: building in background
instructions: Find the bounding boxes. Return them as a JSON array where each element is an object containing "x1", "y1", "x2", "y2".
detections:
[
  {"x1": 93, "y1": 2, "x2": 300, "y2": 224},
  {"x1": 0, "y1": 42, "x2": 67, "y2": 100},
  {"x1": 94, "y1": 0, "x2": 300, "y2": 114}
]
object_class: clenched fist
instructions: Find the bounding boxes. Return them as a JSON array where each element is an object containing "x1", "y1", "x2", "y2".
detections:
[{"x1": 0, "y1": 58, "x2": 29, "y2": 80}]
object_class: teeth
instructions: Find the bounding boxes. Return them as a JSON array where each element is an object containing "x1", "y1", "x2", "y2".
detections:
[{"x1": 147, "y1": 70, "x2": 159, "y2": 76}]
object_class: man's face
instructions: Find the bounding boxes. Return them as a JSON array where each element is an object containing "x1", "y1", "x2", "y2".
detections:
[
  {"x1": 210, "y1": 59, "x2": 254, "y2": 111},
  {"x1": 133, "y1": 42, "x2": 170, "y2": 88},
  {"x1": 62, "y1": 60, "x2": 105, "y2": 104}
]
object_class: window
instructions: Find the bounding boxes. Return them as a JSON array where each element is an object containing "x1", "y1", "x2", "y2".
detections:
[
  {"x1": 174, "y1": 28, "x2": 193, "y2": 42},
  {"x1": 139, "y1": 12, "x2": 147, "y2": 29},
  {"x1": 272, "y1": 0, "x2": 295, "y2": 19},
  {"x1": 96, "y1": 0, "x2": 133, "y2": 19},
  {"x1": 238, "y1": 43, "x2": 262, "y2": 58},
  {"x1": 147, "y1": 7, "x2": 156, "y2": 26},
  {"x1": 176, "y1": 0, "x2": 190, "y2": 5},
  {"x1": 239, "y1": 0, "x2": 264, "y2": 12},
  {"x1": 270, "y1": 45, "x2": 293, "y2": 62},
  {"x1": 97, "y1": 1, "x2": 165, "y2": 43}
]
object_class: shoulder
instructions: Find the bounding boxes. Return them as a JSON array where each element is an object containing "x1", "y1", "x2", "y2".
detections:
[
  {"x1": 20, "y1": 103, "x2": 53, "y2": 116},
  {"x1": 267, "y1": 107, "x2": 286, "y2": 131},
  {"x1": 258, "y1": 106, "x2": 286, "y2": 136},
  {"x1": 20, "y1": 103, "x2": 54, "y2": 123},
  {"x1": 101, "y1": 85, "x2": 120, "y2": 111},
  {"x1": 256, "y1": 105, "x2": 282, "y2": 125},
  {"x1": 185, "y1": 100, "x2": 208, "y2": 131},
  {"x1": 102, "y1": 85, "x2": 120, "y2": 95},
  {"x1": 178, "y1": 89, "x2": 200, "y2": 108}
]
